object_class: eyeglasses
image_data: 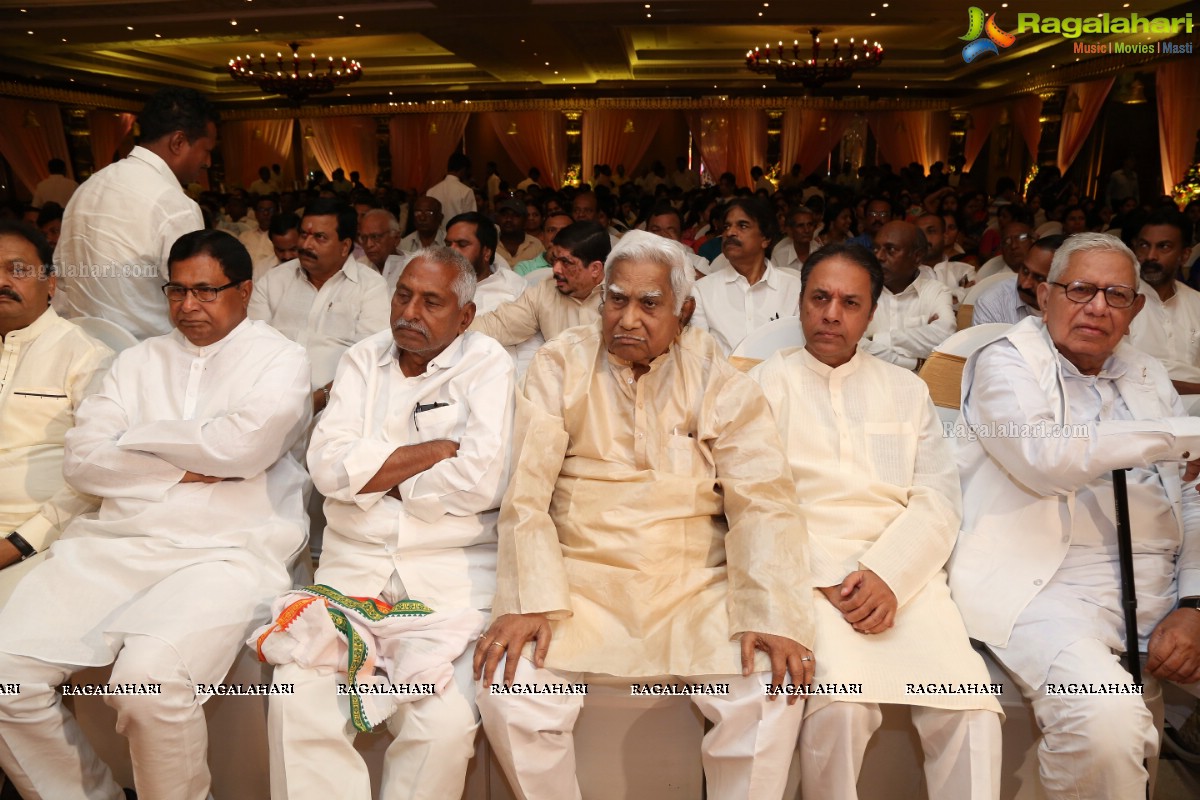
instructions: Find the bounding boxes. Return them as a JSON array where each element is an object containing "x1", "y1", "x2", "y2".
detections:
[
  {"x1": 162, "y1": 280, "x2": 245, "y2": 303},
  {"x1": 1049, "y1": 280, "x2": 1138, "y2": 309},
  {"x1": 1003, "y1": 233, "x2": 1033, "y2": 245},
  {"x1": 866, "y1": 210, "x2": 891, "y2": 219}
]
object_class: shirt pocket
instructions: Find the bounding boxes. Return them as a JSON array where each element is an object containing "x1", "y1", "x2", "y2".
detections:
[
  {"x1": 413, "y1": 402, "x2": 463, "y2": 443},
  {"x1": 663, "y1": 431, "x2": 710, "y2": 478},
  {"x1": 322, "y1": 301, "x2": 358, "y2": 346},
  {"x1": 8, "y1": 389, "x2": 72, "y2": 447},
  {"x1": 863, "y1": 421, "x2": 917, "y2": 486}
]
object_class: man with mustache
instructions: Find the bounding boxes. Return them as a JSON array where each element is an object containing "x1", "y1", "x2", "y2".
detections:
[
  {"x1": 972, "y1": 235, "x2": 1064, "y2": 326},
  {"x1": 475, "y1": 231, "x2": 813, "y2": 800},
  {"x1": 469, "y1": 221, "x2": 609, "y2": 348},
  {"x1": 690, "y1": 198, "x2": 802, "y2": 355},
  {"x1": 249, "y1": 197, "x2": 389, "y2": 417},
  {"x1": 0, "y1": 221, "x2": 111, "y2": 608},
  {"x1": 260, "y1": 246, "x2": 512, "y2": 800},
  {"x1": 1127, "y1": 208, "x2": 1200, "y2": 395},
  {"x1": 399, "y1": 197, "x2": 446, "y2": 254},
  {"x1": 953, "y1": 233, "x2": 1200, "y2": 799}
]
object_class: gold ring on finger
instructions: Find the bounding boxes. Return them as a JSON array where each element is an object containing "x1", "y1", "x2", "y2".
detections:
[{"x1": 490, "y1": 641, "x2": 507, "y2": 648}]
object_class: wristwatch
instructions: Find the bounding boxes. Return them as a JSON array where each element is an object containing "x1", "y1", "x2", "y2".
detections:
[
  {"x1": 1179, "y1": 597, "x2": 1200, "y2": 610},
  {"x1": 5, "y1": 532, "x2": 36, "y2": 562}
]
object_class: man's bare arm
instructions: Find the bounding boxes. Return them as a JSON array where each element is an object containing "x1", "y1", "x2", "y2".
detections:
[{"x1": 359, "y1": 440, "x2": 459, "y2": 495}]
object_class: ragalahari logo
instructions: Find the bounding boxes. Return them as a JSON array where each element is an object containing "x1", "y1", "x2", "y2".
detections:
[{"x1": 961, "y1": 6, "x2": 1017, "y2": 62}]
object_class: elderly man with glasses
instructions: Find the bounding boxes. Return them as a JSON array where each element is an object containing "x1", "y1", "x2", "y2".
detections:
[{"x1": 952, "y1": 232, "x2": 1200, "y2": 799}]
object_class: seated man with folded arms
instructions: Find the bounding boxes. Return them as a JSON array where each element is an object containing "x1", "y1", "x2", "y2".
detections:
[
  {"x1": 753, "y1": 243, "x2": 1001, "y2": 800},
  {"x1": 469, "y1": 220, "x2": 610, "y2": 348},
  {"x1": 0, "y1": 221, "x2": 112, "y2": 606},
  {"x1": 952, "y1": 232, "x2": 1200, "y2": 800},
  {"x1": 0, "y1": 229, "x2": 311, "y2": 800},
  {"x1": 861, "y1": 221, "x2": 955, "y2": 371},
  {"x1": 474, "y1": 230, "x2": 814, "y2": 800},
  {"x1": 260, "y1": 247, "x2": 514, "y2": 800}
]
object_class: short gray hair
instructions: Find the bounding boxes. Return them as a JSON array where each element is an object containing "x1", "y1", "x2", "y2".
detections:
[
  {"x1": 602, "y1": 229, "x2": 694, "y2": 315},
  {"x1": 398, "y1": 246, "x2": 476, "y2": 306},
  {"x1": 362, "y1": 208, "x2": 400, "y2": 233},
  {"x1": 1047, "y1": 232, "x2": 1138, "y2": 286}
]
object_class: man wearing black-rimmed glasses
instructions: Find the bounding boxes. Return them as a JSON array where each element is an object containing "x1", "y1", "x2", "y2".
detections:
[
  {"x1": 954, "y1": 232, "x2": 1200, "y2": 799},
  {"x1": 0, "y1": 229, "x2": 312, "y2": 800}
]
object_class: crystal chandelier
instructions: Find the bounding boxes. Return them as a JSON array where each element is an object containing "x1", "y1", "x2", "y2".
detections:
[
  {"x1": 229, "y1": 42, "x2": 362, "y2": 105},
  {"x1": 746, "y1": 28, "x2": 883, "y2": 89}
]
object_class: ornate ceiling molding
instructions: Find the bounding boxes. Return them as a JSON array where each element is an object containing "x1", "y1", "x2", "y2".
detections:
[{"x1": 0, "y1": 80, "x2": 138, "y2": 111}]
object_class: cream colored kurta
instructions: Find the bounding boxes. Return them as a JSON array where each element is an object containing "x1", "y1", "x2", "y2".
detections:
[
  {"x1": 753, "y1": 346, "x2": 1000, "y2": 714},
  {"x1": 468, "y1": 276, "x2": 602, "y2": 348},
  {"x1": 492, "y1": 323, "x2": 814, "y2": 677},
  {"x1": 1129, "y1": 281, "x2": 1200, "y2": 384}
]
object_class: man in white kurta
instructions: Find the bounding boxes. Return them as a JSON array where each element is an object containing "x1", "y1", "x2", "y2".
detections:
[
  {"x1": 0, "y1": 229, "x2": 311, "y2": 800},
  {"x1": 916, "y1": 213, "x2": 975, "y2": 309},
  {"x1": 426, "y1": 154, "x2": 476, "y2": 222},
  {"x1": 0, "y1": 221, "x2": 112, "y2": 606},
  {"x1": 752, "y1": 243, "x2": 1001, "y2": 800},
  {"x1": 952, "y1": 233, "x2": 1200, "y2": 800},
  {"x1": 691, "y1": 198, "x2": 802, "y2": 355},
  {"x1": 474, "y1": 231, "x2": 815, "y2": 800},
  {"x1": 263, "y1": 247, "x2": 514, "y2": 800},
  {"x1": 861, "y1": 221, "x2": 955, "y2": 370},
  {"x1": 55, "y1": 88, "x2": 218, "y2": 340}
]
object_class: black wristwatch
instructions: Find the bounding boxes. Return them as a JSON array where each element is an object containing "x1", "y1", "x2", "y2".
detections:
[
  {"x1": 5, "y1": 532, "x2": 36, "y2": 562},
  {"x1": 1179, "y1": 597, "x2": 1200, "y2": 611}
]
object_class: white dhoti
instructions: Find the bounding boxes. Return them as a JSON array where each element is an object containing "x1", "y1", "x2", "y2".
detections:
[{"x1": 475, "y1": 656, "x2": 804, "y2": 800}]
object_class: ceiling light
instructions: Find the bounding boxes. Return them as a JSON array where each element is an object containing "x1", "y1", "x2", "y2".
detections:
[
  {"x1": 746, "y1": 29, "x2": 884, "y2": 89},
  {"x1": 228, "y1": 41, "x2": 362, "y2": 106}
]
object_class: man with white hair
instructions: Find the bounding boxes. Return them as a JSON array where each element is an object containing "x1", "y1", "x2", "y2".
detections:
[
  {"x1": 261, "y1": 246, "x2": 514, "y2": 800},
  {"x1": 953, "y1": 232, "x2": 1200, "y2": 799},
  {"x1": 474, "y1": 230, "x2": 814, "y2": 800},
  {"x1": 357, "y1": 208, "x2": 406, "y2": 291}
]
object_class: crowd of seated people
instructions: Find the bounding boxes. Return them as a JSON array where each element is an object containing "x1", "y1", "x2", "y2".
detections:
[{"x1": 1, "y1": 86, "x2": 1200, "y2": 800}]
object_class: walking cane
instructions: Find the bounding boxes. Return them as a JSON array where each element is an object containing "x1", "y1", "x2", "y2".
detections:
[{"x1": 1111, "y1": 468, "x2": 1141, "y2": 685}]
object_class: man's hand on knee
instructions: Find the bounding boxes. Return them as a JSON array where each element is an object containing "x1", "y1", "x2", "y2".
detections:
[
  {"x1": 473, "y1": 613, "x2": 552, "y2": 688},
  {"x1": 819, "y1": 570, "x2": 897, "y2": 634},
  {"x1": 739, "y1": 631, "x2": 814, "y2": 706},
  {"x1": 1147, "y1": 608, "x2": 1200, "y2": 684}
]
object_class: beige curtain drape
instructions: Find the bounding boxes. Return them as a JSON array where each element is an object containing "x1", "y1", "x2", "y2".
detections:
[
  {"x1": 780, "y1": 109, "x2": 853, "y2": 176},
  {"x1": 1057, "y1": 77, "x2": 1114, "y2": 174},
  {"x1": 388, "y1": 112, "x2": 470, "y2": 195},
  {"x1": 1011, "y1": 94, "x2": 1044, "y2": 160},
  {"x1": 88, "y1": 111, "x2": 136, "y2": 171},
  {"x1": 303, "y1": 116, "x2": 379, "y2": 187},
  {"x1": 0, "y1": 98, "x2": 72, "y2": 194},
  {"x1": 962, "y1": 104, "x2": 1006, "y2": 173},
  {"x1": 1156, "y1": 61, "x2": 1200, "y2": 195},
  {"x1": 867, "y1": 110, "x2": 951, "y2": 170},
  {"x1": 220, "y1": 119, "x2": 295, "y2": 191},
  {"x1": 685, "y1": 109, "x2": 766, "y2": 187},
  {"x1": 581, "y1": 110, "x2": 662, "y2": 178},
  {"x1": 484, "y1": 111, "x2": 567, "y2": 189}
]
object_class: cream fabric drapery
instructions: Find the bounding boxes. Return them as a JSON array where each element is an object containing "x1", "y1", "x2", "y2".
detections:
[
  {"x1": 388, "y1": 112, "x2": 470, "y2": 194},
  {"x1": 303, "y1": 116, "x2": 379, "y2": 188},
  {"x1": 780, "y1": 109, "x2": 853, "y2": 176},
  {"x1": 1156, "y1": 61, "x2": 1200, "y2": 196},
  {"x1": 1056, "y1": 77, "x2": 1114, "y2": 174},
  {"x1": 220, "y1": 119, "x2": 295, "y2": 191},
  {"x1": 483, "y1": 111, "x2": 566, "y2": 189},
  {"x1": 580, "y1": 110, "x2": 662, "y2": 179},
  {"x1": 88, "y1": 111, "x2": 136, "y2": 171},
  {"x1": 685, "y1": 109, "x2": 766, "y2": 187},
  {"x1": 0, "y1": 98, "x2": 73, "y2": 194}
]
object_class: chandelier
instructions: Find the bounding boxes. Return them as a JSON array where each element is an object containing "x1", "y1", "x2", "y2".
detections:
[
  {"x1": 746, "y1": 28, "x2": 883, "y2": 89},
  {"x1": 228, "y1": 42, "x2": 362, "y2": 105}
]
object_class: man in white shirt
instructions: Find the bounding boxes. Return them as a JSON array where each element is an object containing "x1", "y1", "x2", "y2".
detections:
[
  {"x1": 771, "y1": 206, "x2": 819, "y2": 273},
  {"x1": 971, "y1": 234, "x2": 1063, "y2": 326},
  {"x1": 0, "y1": 221, "x2": 111, "y2": 606},
  {"x1": 358, "y1": 209, "x2": 405, "y2": 290},
  {"x1": 249, "y1": 166, "x2": 275, "y2": 198},
  {"x1": 426, "y1": 153, "x2": 476, "y2": 222},
  {"x1": 264, "y1": 212, "x2": 302, "y2": 278},
  {"x1": 753, "y1": 243, "x2": 1001, "y2": 800},
  {"x1": 31, "y1": 159, "x2": 78, "y2": 210},
  {"x1": 516, "y1": 167, "x2": 541, "y2": 192},
  {"x1": 916, "y1": 213, "x2": 974, "y2": 308},
  {"x1": 495, "y1": 198, "x2": 544, "y2": 267},
  {"x1": 670, "y1": 155, "x2": 699, "y2": 193},
  {"x1": 645, "y1": 202, "x2": 710, "y2": 278},
  {"x1": 860, "y1": 221, "x2": 955, "y2": 370},
  {"x1": 1127, "y1": 208, "x2": 1200, "y2": 395},
  {"x1": 445, "y1": 212, "x2": 527, "y2": 314},
  {"x1": 470, "y1": 221, "x2": 610, "y2": 348},
  {"x1": 975, "y1": 221, "x2": 1034, "y2": 283},
  {"x1": 0, "y1": 229, "x2": 311, "y2": 800},
  {"x1": 250, "y1": 198, "x2": 390, "y2": 414},
  {"x1": 239, "y1": 195, "x2": 279, "y2": 279},
  {"x1": 399, "y1": 196, "x2": 446, "y2": 253},
  {"x1": 217, "y1": 194, "x2": 255, "y2": 237},
  {"x1": 263, "y1": 247, "x2": 514, "y2": 800},
  {"x1": 953, "y1": 232, "x2": 1200, "y2": 800},
  {"x1": 512, "y1": 210, "x2": 573, "y2": 277},
  {"x1": 55, "y1": 88, "x2": 217, "y2": 340},
  {"x1": 691, "y1": 197, "x2": 802, "y2": 355}
]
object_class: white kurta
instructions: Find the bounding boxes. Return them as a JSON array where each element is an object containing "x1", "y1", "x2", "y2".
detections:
[
  {"x1": 1129, "y1": 281, "x2": 1200, "y2": 384},
  {"x1": 54, "y1": 146, "x2": 204, "y2": 339},
  {"x1": 426, "y1": 175, "x2": 476, "y2": 221},
  {"x1": 249, "y1": 255, "x2": 390, "y2": 388},
  {"x1": 753, "y1": 347, "x2": 999, "y2": 714},
  {"x1": 862, "y1": 273, "x2": 956, "y2": 369},
  {"x1": 308, "y1": 331, "x2": 514, "y2": 612},
  {"x1": 0, "y1": 319, "x2": 311, "y2": 680},
  {"x1": 920, "y1": 260, "x2": 976, "y2": 309},
  {"x1": 239, "y1": 227, "x2": 278, "y2": 281},
  {"x1": 690, "y1": 261, "x2": 802, "y2": 355}
]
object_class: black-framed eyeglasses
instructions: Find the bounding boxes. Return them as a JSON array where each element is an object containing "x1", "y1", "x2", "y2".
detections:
[
  {"x1": 162, "y1": 280, "x2": 245, "y2": 303},
  {"x1": 1049, "y1": 280, "x2": 1137, "y2": 309}
]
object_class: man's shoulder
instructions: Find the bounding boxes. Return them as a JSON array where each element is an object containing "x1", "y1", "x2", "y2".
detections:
[
  {"x1": 859, "y1": 349, "x2": 932, "y2": 394},
  {"x1": 31, "y1": 312, "x2": 115, "y2": 366}
]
